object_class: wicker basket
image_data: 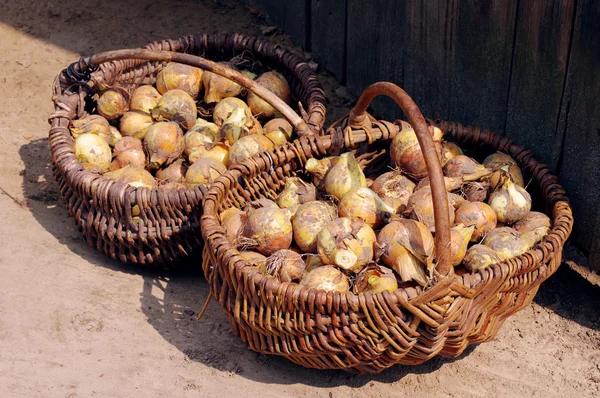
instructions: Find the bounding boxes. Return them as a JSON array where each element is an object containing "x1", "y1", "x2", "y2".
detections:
[
  {"x1": 48, "y1": 33, "x2": 326, "y2": 266},
  {"x1": 200, "y1": 83, "x2": 573, "y2": 373}
]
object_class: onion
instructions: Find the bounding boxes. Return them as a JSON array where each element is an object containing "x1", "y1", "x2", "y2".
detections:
[
  {"x1": 292, "y1": 201, "x2": 337, "y2": 253},
  {"x1": 302, "y1": 255, "x2": 324, "y2": 277},
  {"x1": 305, "y1": 157, "x2": 335, "y2": 190},
  {"x1": 221, "y1": 107, "x2": 263, "y2": 144},
  {"x1": 454, "y1": 201, "x2": 497, "y2": 241},
  {"x1": 129, "y1": 85, "x2": 161, "y2": 114},
  {"x1": 482, "y1": 227, "x2": 531, "y2": 260},
  {"x1": 221, "y1": 207, "x2": 247, "y2": 243},
  {"x1": 338, "y1": 187, "x2": 394, "y2": 228},
  {"x1": 354, "y1": 265, "x2": 398, "y2": 294},
  {"x1": 263, "y1": 118, "x2": 293, "y2": 140},
  {"x1": 156, "y1": 62, "x2": 203, "y2": 99},
  {"x1": 244, "y1": 207, "x2": 293, "y2": 255},
  {"x1": 321, "y1": 152, "x2": 367, "y2": 200},
  {"x1": 265, "y1": 130, "x2": 287, "y2": 146},
  {"x1": 488, "y1": 174, "x2": 532, "y2": 224},
  {"x1": 212, "y1": 97, "x2": 251, "y2": 126},
  {"x1": 390, "y1": 127, "x2": 442, "y2": 179},
  {"x1": 185, "y1": 158, "x2": 226, "y2": 188},
  {"x1": 405, "y1": 187, "x2": 455, "y2": 233},
  {"x1": 188, "y1": 142, "x2": 230, "y2": 166},
  {"x1": 300, "y1": 265, "x2": 350, "y2": 293},
  {"x1": 151, "y1": 89, "x2": 197, "y2": 130},
  {"x1": 70, "y1": 115, "x2": 111, "y2": 139},
  {"x1": 483, "y1": 152, "x2": 524, "y2": 187},
  {"x1": 238, "y1": 251, "x2": 267, "y2": 273},
  {"x1": 245, "y1": 199, "x2": 280, "y2": 211},
  {"x1": 75, "y1": 133, "x2": 112, "y2": 171},
  {"x1": 112, "y1": 136, "x2": 146, "y2": 169},
  {"x1": 202, "y1": 63, "x2": 242, "y2": 103},
  {"x1": 119, "y1": 111, "x2": 154, "y2": 139},
  {"x1": 440, "y1": 141, "x2": 464, "y2": 167},
  {"x1": 106, "y1": 126, "x2": 123, "y2": 147},
  {"x1": 247, "y1": 71, "x2": 291, "y2": 119},
  {"x1": 97, "y1": 87, "x2": 129, "y2": 120},
  {"x1": 184, "y1": 118, "x2": 221, "y2": 156},
  {"x1": 463, "y1": 181, "x2": 490, "y2": 202},
  {"x1": 463, "y1": 244, "x2": 501, "y2": 271},
  {"x1": 443, "y1": 155, "x2": 491, "y2": 181},
  {"x1": 156, "y1": 158, "x2": 187, "y2": 183},
  {"x1": 277, "y1": 177, "x2": 317, "y2": 208},
  {"x1": 317, "y1": 217, "x2": 375, "y2": 273},
  {"x1": 160, "y1": 182, "x2": 187, "y2": 190},
  {"x1": 370, "y1": 170, "x2": 415, "y2": 214},
  {"x1": 513, "y1": 211, "x2": 551, "y2": 246},
  {"x1": 266, "y1": 249, "x2": 306, "y2": 282},
  {"x1": 449, "y1": 224, "x2": 475, "y2": 266},
  {"x1": 228, "y1": 134, "x2": 274, "y2": 164},
  {"x1": 104, "y1": 165, "x2": 156, "y2": 189},
  {"x1": 144, "y1": 122, "x2": 185, "y2": 169}
]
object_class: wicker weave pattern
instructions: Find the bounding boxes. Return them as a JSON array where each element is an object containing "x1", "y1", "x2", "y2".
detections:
[
  {"x1": 48, "y1": 33, "x2": 327, "y2": 266},
  {"x1": 200, "y1": 117, "x2": 573, "y2": 373}
]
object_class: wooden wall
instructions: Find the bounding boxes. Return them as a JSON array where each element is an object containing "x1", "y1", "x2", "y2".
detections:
[{"x1": 246, "y1": 0, "x2": 600, "y2": 269}]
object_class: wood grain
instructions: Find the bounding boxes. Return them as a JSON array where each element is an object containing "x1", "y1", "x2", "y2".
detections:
[{"x1": 310, "y1": 0, "x2": 346, "y2": 82}]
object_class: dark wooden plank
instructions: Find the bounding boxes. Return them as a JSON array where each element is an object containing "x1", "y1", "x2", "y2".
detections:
[
  {"x1": 310, "y1": 0, "x2": 347, "y2": 82},
  {"x1": 346, "y1": 0, "x2": 405, "y2": 119},
  {"x1": 557, "y1": 0, "x2": 600, "y2": 261},
  {"x1": 505, "y1": 0, "x2": 575, "y2": 170},
  {"x1": 247, "y1": 0, "x2": 285, "y2": 30},
  {"x1": 284, "y1": 0, "x2": 308, "y2": 48}
]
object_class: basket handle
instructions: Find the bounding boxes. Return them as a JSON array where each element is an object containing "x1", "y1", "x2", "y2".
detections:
[
  {"x1": 348, "y1": 82, "x2": 453, "y2": 277},
  {"x1": 62, "y1": 48, "x2": 311, "y2": 135}
]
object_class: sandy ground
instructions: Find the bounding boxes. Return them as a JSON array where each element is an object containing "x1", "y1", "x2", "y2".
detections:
[{"x1": 0, "y1": 0, "x2": 599, "y2": 397}]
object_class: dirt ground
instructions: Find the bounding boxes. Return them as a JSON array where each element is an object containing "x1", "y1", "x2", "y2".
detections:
[{"x1": 0, "y1": 0, "x2": 599, "y2": 397}]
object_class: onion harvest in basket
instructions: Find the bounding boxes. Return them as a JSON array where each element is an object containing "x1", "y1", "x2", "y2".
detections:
[
  {"x1": 219, "y1": 125, "x2": 552, "y2": 293},
  {"x1": 70, "y1": 60, "x2": 297, "y2": 192}
]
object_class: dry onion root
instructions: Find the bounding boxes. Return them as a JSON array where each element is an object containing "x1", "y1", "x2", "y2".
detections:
[
  {"x1": 151, "y1": 89, "x2": 197, "y2": 130},
  {"x1": 266, "y1": 249, "x2": 306, "y2": 282},
  {"x1": 300, "y1": 265, "x2": 350, "y2": 293},
  {"x1": 370, "y1": 171, "x2": 416, "y2": 214},
  {"x1": 247, "y1": 71, "x2": 291, "y2": 119},
  {"x1": 353, "y1": 265, "x2": 398, "y2": 294},
  {"x1": 156, "y1": 62, "x2": 203, "y2": 99},
  {"x1": 244, "y1": 207, "x2": 293, "y2": 255},
  {"x1": 144, "y1": 122, "x2": 185, "y2": 170},
  {"x1": 463, "y1": 244, "x2": 501, "y2": 271},
  {"x1": 454, "y1": 201, "x2": 497, "y2": 241},
  {"x1": 338, "y1": 187, "x2": 395, "y2": 228},
  {"x1": 292, "y1": 201, "x2": 337, "y2": 253}
]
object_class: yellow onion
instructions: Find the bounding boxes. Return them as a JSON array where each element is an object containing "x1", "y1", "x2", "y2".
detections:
[
  {"x1": 483, "y1": 152, "x2": 524, "y2": 187},
  {"x1": 241, "y1": 70, "x2": 257, "y2": 80},
  {"x1": 82, "y1": 163, "x2": 103, "y2": 174},
  {"x1": 160, "y1": 182, "x2": 187, "y2": 190},
  {"x1": 353, "y1": 265, "x2": 398, "y2": 294},
  {"x1": 156, "y1": 158, "x2": 187, "y2": 183},
  {"x1": 151, "y1": 89, "x2": 197, "y2": 130},
  {"x1": 376, "y1": 219, "x2": 434, "y2": 286},
  {"x1": 144, "y1": 122, "x2": 185, "y2": 169},
  {"x1": 463, "y1": 244, "x2": 501, "y2": 271},
  {"x1": 185, "y1": 158, "x2": 226, "y2": 188},
  {"x1": 322, "y1": 152, "x2": 367, "y2": 200},
  {"x1": 302, "y1": 255, "x2": 324, "y2": 277},
  {"x1": 228, "y1": 134, "x2": 274, "y2": 164},
  {"x1": 247, "y1": 71, "x2": 291, "y2": 119},
  {"x1": 305, "y1": 157, "x2": 335, "y2": 189},
  {"x1": 129, "y1": 85, "x2": 162, "y2": 113},
  {"x1": 449, "y1": 224, "x2": 475, "y2": 266},
  {"x1": 488, "y1": 174, "x2": 532, "y2": 224},
  {"x1": 244, "y1": 207, "x2": 293, "y2": 255},
  {"x1": 277, "y1": 177, "x2": 317, "y2": 209},
  {"x1": 463, "y1": 181, "x2": 490, "y2": 202},
  {"x1": 212, "y1": 97, "x2": 251, "y2": 126},
  {"x1": 404, "y1": 187, "x2": 455, "y2": 233},
  {"x1": 75, "y1": 133, "x2": 112, "y2": 171},
  {"x1": 513, "y1": 211, "x2": 551, "y2": 246},
  {"x1": 106, "y1": 126, "x2": 123, "y2": 147},
  {"x1": 105, "y1": 165, "x2": 156, "y2": 189},
  {"x1": 300, "y1": 265, "x2": 350, "y2": 293},
  {"x1": 265, "y1": 130, "x2": 288, "y2": 146},
  {"x1": 70, "y1": 114, "x2": 111, "y2": 139},
  {"x1": 221, "y1": 208, "x2": 247, "y2": 243},
  {"x1": 245, "y1": 198, "x2": 279, "y2": 211},
  {"x1": 263, "y1": 118, "x2": 293, "y2": 140},
  {"x1": 390, "y1": 127, "x2": 442, "y2": 179},
  {"x1": 440, "y1": 141, "x2": 464, "y2": 167},
  {"x1": 317, "y1": 217, "x2": 376, "y2": 274},
  {"x1": 482, "y1": 227, "x2": 531, "y2": 260},
  {"x1": 119, "y1": 111, "x2": 154, "y2": 139},
  {"x1": 454, "y1": 201, "x2": 497, "y2": 241},
  {"x1": 266, "y1": 249, "x2": 306, "y2": 283},
  {"x1": 443, "y1": 155, "x2": 491, "y2": 181},
  {"x1": 292, "y1": 201, "x2": 337, "y2": 253},
  {"x1": 184, "y1": 118, "x2": 221, "y2": 156},
  {"x1": 188, "y1": 142, "x2": 230, "y2": 166},
  {"x1": 338, "y1": 187, "x2": 394, "y2": 228},
  {"x1": 370, "y1": 171, "x2": 415, "y2": 214},
  {"x1": 239, "y1": 251, "x2": 267, "y2": 273},
  {"x1": 156, "y1": 62, "x2": 203, "y2": 99},
  {"x1": 202, "y1": 64, "x2": 242, "y2": 103},
  {"x1": 448, "y1": 192, "x2": 469, "y2": 209},
  {"x1": 112, "y1": 136, "x2": 146, "y2": 169},
  {"x1": 97, "y1": 87, "x2": 129, "y2": 120},
  {"x1": 221, "y1": 107, "x2": 263, "y2": 144}
]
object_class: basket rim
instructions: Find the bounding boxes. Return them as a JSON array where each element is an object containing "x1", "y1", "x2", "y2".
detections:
[{"x1": 200, "y1": 119, "x2": 574, "y2": 315}]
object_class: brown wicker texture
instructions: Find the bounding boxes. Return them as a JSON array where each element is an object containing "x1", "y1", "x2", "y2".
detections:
[
  {"x1": 48, "y1": 33, "x2": 327, "y2": 266},
  {"x1": 200, "y1": 83, "x2": 573, "y2": 373}
]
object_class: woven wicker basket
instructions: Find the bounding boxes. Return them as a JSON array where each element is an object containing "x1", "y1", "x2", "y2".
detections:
[
  {"x1": 48, "y1": 33, "x2": 326, "y2": 266},
  {"x1": 200, "y1": 83, "x2": 573, "y2": 373}
]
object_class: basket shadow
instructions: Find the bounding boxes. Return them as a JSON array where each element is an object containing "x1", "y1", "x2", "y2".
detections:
[{"x1": 141, "y1": 271, "x2": 479, "y2": 386}]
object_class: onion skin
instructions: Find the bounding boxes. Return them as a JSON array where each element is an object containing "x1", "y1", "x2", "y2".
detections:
[
  {"x1": 322, "y1": 152, "x2": 367, "y2": 200},
  {"x1": 221, "y1": 208, "x2": 247, "y2": 243},
  {"x1": 353, "y1": 265, "x2": 398, "y2": 294},
  {"x1": 440, "y1": 141, "x2": 464, "y2": 167},
  {"x1": 228, "y1": 134, "x2": 274, "y2": 164},
  {"x1": 244, "y1": 207, "x2": 293, "y2": 255},
  {"x1": 302, "y1": 255, "x2": 325, "y2": 277},
  {"x1": 247, "y1": 71, "x2": 291, "y2": 119},
  {"x1": 105, "y1": 166, "x2": 157, "y2": 189},
  {"x1": 221, "y1": 107, "x2": 263, "y2": 144},
  {"x1": 75, "y1": 133, "x2": 112, "y2": 171},
  {"x1": 455, "y1": 201, "x2": 497, "y2": 241},
  {"x1": 97, "y1": 88, "x2": 129, "y2": 120},
  {"x1": 245, "y1": 199, "x2": 279, "y2": 211},
  {"x1": 390, "y1": 127, "x2": 442, "y2": 179},
  {"x1": 151, "y1": 89, "x2": 197, "y2": 130},
  {"x1": 305, "y1": 157, "x2": 335, "y2": 189},
  {"x1": 463, "y1": 181, "x2": 490, "y2": 202},
  {"x1": 263, "y1": 118, "x2": 293, "y2": 140},
  {"x1": 185, "y1": 158, "x2": 226, "y2": 188},
  {"x1": 482, "y1": 227, "x2": 531, "y2": 260},
  {"x1": 463, "y1": 244, "x2": 501, "y2": 271},
  {"x1": 203, "y1": 64, "x2": 243, "y2": 104},
  {"x1": 277, "y1": 177, "x2": 317, "y2": 209},
  {"x1": 405, "y1": 187, "x2": 455, "y2": 233},
  {"x1": 160, "y1": 182, "x2": 187, "y2": 190},
  {"x1": 188, "y1": 142, "x2": 230, "y2": 166},
  {"x1": 483, "y1": 152, "x2": 525, "y2": 187},
  {"x1": 513, "y1": 211, "x2": 551, "y2": 245},
  {"x1": 70, "y1": 115, "x2": 111, "y2": 139},
  {"x1": 106, "y1": 126, "x2": 123, "y2": 147},
  {"x1": 292, "y1": 201, "x2": 336, "y2": 253},
  {"x1": 155, "y1": 158, "x2": 187, "y2": 183},
  {"x1": 488, "y1": 176, "x2": 532, "y2": 224},
  {"x1": 212, "y1": 97, "x2": 251, "y2": 126},
  {"x1": 443, "y1": 155, "x2": 491, "y2": 181},
  {"x1": 184, "y1": 118, "x2": 221, "y2": 156},
  {"x1": 119, "y1": 111, "x2": 154, "y2": 139},
  {"x1": 266, "y1": 249, "x2": 306, "y2": 283},
  {"x1": 300, "y1": 266, "x2": 350, "y2": 293},
  {"x1": 371, "y1": 171, "x2": 416, "y2": 214},
  {"x1": 338, "y1": 187, "x2": 394, "y2": 228},
  {"x1": 265, "y1": 130, "x2": 288, "y2": 146},
  {"x1": 156, "y1": 62, "x2": 203, "y2": 99},
  {"x1": 144, "y1": 122, "x2": 185, "y2": 169},
  {"x1": 130, "y1": 85, "x2": 161, "y2": 114},
  {"x1": 238, "y1": 251, "x2": 267, "y2": 274},
  {"x1": 449, "y1": 224, "x2": 475, "y2": 266}
]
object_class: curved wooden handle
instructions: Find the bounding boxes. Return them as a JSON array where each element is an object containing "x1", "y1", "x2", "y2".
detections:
[
  {"x1": 348, "y1": 82, "x2": 453, "y2": 277},
  {"x1": 63, "y1": 48, "x2": 310, "y2": 135}
]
